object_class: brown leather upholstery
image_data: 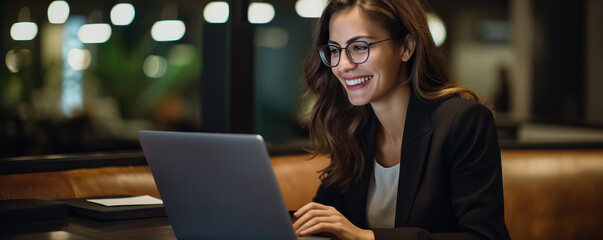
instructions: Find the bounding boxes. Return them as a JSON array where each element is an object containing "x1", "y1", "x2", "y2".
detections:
[
  {"x1": 1, "y1": 150, "x2": 602, "y2": 240},
  {"x1": 0, "y1": 158, "x2": 325, "y2": 206},
  {"x1": 501, "y1": 150, "x2": 603, "y2": 240},
  {"x1": 271, "y1": 155, "x2": 328, "y2": 210},
  {"x1": 0, "y1": 171, "x2": 75, "y2": 200},
  {"x1": 67, "y1": 166, "x2": 161, "y2": 198},
  {"x1": 0, "y1": 166, "x2": 160, "y2": 200}
]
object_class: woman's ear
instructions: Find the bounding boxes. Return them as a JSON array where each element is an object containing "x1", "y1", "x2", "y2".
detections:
[{"x1": 401, "y1": 35, "x2": 416, "y2": 62}]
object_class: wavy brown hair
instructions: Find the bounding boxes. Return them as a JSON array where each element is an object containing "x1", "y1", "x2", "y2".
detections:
[{"x1": 300, "y1": 0, "x2": 479, "y2": 191}]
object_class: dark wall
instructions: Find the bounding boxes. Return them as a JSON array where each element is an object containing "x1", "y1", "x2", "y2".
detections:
[{"x1": 532, "y1": 0, "x2": 586, "y2": 125}]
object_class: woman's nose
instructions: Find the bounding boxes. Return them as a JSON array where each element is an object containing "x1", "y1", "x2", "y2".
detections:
[{"x1": 337, "y1": 52, "x2": 357, "y2": 71}]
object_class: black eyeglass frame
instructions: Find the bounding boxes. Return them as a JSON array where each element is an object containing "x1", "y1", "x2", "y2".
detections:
[{"x1": 318, "y1": 38, "x2": 394, "y2": 68}]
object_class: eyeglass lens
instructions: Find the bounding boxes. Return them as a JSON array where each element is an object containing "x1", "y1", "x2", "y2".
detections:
[{"x1": 319, "y1": 41, "x2": 370, "y2": 67}]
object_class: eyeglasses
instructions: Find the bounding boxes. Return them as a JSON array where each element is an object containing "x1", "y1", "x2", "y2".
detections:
[{"x1": 318, "y1": 38, "x2": 393, "y2": 68}]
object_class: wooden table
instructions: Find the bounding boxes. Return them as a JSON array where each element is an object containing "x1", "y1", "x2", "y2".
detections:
[{"x1": 4, "y1": 216, "x2": 176, "y2": 240}]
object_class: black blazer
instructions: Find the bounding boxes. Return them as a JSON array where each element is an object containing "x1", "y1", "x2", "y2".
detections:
[{"x1": 313, "y1": 91, "x2": 511, "y2": 240}]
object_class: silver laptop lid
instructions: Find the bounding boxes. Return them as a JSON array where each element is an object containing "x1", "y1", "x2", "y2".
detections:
[{"x1": 139, "y1": 130, "x2": 297, "y2": 239}]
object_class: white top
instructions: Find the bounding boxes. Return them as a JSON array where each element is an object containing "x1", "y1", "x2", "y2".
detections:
[{"x1": 366, "y1": 160, "x2": 400, "y2": 229}]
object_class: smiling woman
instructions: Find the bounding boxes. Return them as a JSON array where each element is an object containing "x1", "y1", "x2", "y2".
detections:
[{"x1": 295, "y1": 0, "x2": 510, "y2": 239}]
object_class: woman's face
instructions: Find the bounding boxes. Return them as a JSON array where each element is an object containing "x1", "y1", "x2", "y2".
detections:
[{"x1": 328, "y1": 7, "x2": 407, "y2": 106}]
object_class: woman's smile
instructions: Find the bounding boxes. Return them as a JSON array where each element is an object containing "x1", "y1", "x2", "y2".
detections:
[{"x1": 344, "y1": 75, "x2": 373, "y2": 89}]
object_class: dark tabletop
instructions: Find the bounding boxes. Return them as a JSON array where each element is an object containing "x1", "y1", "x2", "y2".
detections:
[{"x1": 3, "y1": 215, "x2": 176, "y2": 240}]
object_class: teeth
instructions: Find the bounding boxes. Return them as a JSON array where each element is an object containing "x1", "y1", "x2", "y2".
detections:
[{"x1": 346, "y1": 76, "x2": 372, "y2": 86}]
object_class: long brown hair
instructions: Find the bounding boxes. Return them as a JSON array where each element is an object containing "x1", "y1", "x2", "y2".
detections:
[{"x1": 300, "y1": 0, "x2": 479, "y2": 191}]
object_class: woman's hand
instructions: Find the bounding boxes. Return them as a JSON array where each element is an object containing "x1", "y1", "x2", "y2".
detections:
[{"x1": 292, "y1": 202, "x2": 374, "y2": 240}]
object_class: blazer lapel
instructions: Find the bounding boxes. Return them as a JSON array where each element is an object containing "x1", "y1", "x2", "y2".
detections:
[{"x1": 395, "y1": 91, "x2": 433, "y2": 227}]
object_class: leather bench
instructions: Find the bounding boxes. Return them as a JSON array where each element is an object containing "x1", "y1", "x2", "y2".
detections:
[{"x1": 1, "y1": 150, "x2": 602, "y2": 240}]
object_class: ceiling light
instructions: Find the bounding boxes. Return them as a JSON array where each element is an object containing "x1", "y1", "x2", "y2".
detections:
[
  {"x1": 295, "y1": 0, "x2": 327, "y2": 18},
  {"x1": 48, "y1": 0, "x2": 70, "y2": 24},
  {"x1": 248, "y1": 3, "x2": 275, "y2": 24},
  {"x1": 78, "y1": 23, "x2": 112, "y2": 43},
  {"x1": 151, "y1": 20, "x2": 186, "y2": 42},
  {"x1": 204, "y1": 1, "x2": 229, "y2": 23},
  {"x1": 10, "y1": 22, "x2": 38, "y2": 41},
  {"x1": 111, "y1": 3, "x2": 136, "y2": 26}
]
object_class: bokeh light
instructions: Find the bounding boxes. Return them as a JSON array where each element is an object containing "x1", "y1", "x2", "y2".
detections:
[
  {"x1": 67, "y1": 48, "x2": 91, "y2": 70},
  {"x1": 248, "y1": 3, "x2": 275, "y2": 24},
  {"x1": 203, "y1": 1, "x2": 229, "y2": 23},
  {"x1": 5, "y1": 49, "x2": 31, "y2": 73},
  {"x1": 143, "y1": 55, "x2": 168, "y2": 78},
  {"x1": 10, "y1": 22, "x2": 38, "y2": 41},
  {"x1": 295, "y1": 0, "x2": 327, "y2": 18},
  {"x1": 78, "y1": 23, "x2": 112, "y2": 43},
  {"x1": 151, "y1": 20, "x2": 186, "y2": 42},
  {"x1": 48, "y1": 0, "x2": 70, "y2": 24},
  {"x1": 426, "y1": 13, "x2": 447, "y2": 47},
  {"x1": 110, "y1": 3, "x2": 135, "y2": 26}
]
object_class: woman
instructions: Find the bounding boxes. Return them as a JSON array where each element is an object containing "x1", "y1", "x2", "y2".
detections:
[{"x1": 292, "y1": 0, "x2": 511, "y2": 239}]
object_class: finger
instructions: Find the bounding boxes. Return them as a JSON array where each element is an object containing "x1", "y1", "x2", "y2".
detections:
[
  {"x1": 295, "y1": 215, "x2": 338, "y2": 236},
  {"x1": 292, "y1": 208, "x2": 332, "y2": 230},
  {"x1": 293, "y1": 204, "x2": 323, "y2": 228},
  {"x1": 298, "y1": 221, "x2": 340, "y2": 237},
  {"x1": 293, "y1": 204, "x2": 341, "y2": 230},
  {"x1": 294, "y1": 202, "x2": 329, "y2": 217},
  {"x1": 298, "y1": 215, "x2": 338, "y2": 231}
]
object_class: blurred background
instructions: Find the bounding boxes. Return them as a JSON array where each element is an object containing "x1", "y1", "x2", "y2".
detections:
[
  {"x1": 1, "y1": 0, "x2": 602, "y2": 159},
  {"x1": 1, "y1": 1, "x2": 602, "y2": 239}
]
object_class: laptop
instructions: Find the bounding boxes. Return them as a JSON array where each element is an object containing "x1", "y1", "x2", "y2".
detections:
[{"x1": 138, "y1": 130, "x2": 329, "y2": 239}]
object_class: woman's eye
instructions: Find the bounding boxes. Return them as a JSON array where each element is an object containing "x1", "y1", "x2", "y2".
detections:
[{"x1": 352, "y1": 44, "x2": 368, "y2": 51}]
